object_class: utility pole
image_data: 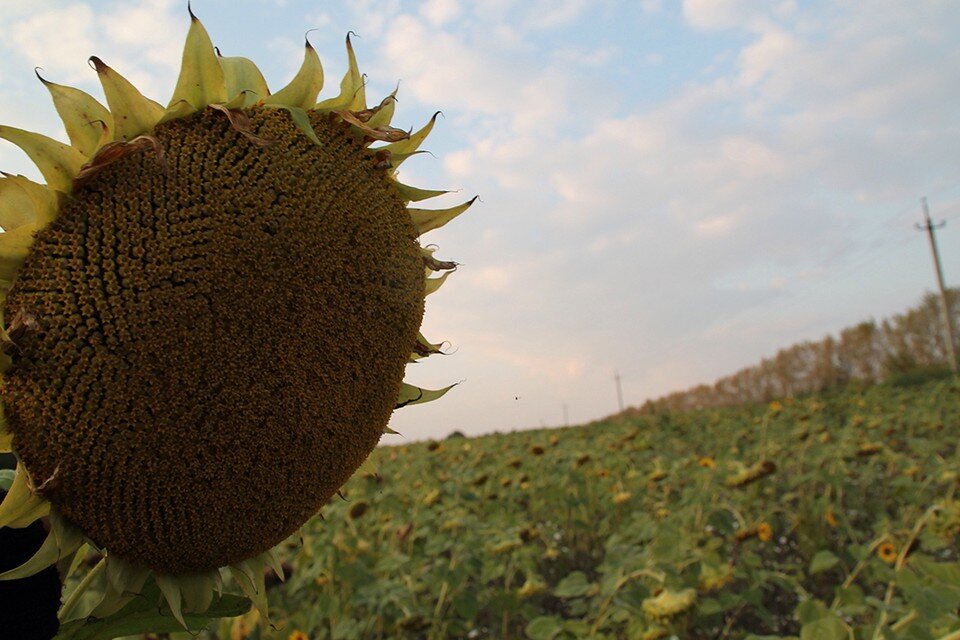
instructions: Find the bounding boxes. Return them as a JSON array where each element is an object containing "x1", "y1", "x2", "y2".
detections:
[
  {"x1": 614, "y1": 370, "x2": 624, "y2": 413},
  {"x1": 916, "y1": 197, "x2": 958, "y2": 373}
]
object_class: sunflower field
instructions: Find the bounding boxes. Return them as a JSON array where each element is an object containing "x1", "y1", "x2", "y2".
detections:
[{"x1": 193, "y1": 376, "x2": 956, "y2": 640}]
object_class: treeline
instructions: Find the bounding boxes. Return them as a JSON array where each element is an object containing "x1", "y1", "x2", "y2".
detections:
[{"x1": 640, "y1": 289, "x2": 959, "y2": 413}]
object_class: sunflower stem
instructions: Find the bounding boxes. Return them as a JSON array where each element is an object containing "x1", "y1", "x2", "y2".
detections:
[{"x1": 58, "y1": 556, "x2": 106, "y2": 622}]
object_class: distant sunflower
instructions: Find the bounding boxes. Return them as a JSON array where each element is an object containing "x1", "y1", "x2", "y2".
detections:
[
  {"x1": 877, "y1": 542, "x2": 897, "y2": 564},
  {"x1": 0, "y1": 8, "x2": 469, "y2": 627},
  {"x1": 824, "y1": 507, "x2": 838, "y2": 528},
  {"x1": 642, "y1": 588, "x2": 697, "y2": 619},
  {"x1": 757, "y1": 522, "x2": 773, "y2": 542}
]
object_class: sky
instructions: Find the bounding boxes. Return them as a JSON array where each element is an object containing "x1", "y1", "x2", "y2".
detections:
[{"x1": 0, "y1": 0, "x2": 958, "y2": 441}]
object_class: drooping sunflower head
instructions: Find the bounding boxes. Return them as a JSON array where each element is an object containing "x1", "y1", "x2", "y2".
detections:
[{"x1": 0, "y1": 8, "x2": 470, "y2": 626}]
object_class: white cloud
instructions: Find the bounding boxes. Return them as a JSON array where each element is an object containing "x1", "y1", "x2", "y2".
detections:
[
  {"x1": 380, "y1": 15, "x2": 521, "y2": 115},
  {"x1": 737, "y1": 25, "x2": 797, "y2": 86},
  {"x1": 695, "y1": 213, "x2": 739, "y2": 237},
  {"x1": 525, "y1": 0, "x2": 590, "y2": 29},
  {"x1": 10, "y1": 4, "x2": 96, "y2": 84},
  {"x1": 338, "y1": 0, "x2": 402, "y2": 38},
  {"x1": 420, "y1": 0, "x2": 461, "y2": 27},
  {"x1": 641, "y1": 0, "x2": 663, "y2": 14},
  {"x1": 466, "y1": 266, "x2": 511, "y2": 293},
  {"x1": 682, "y1": 0, "x2": 755, "y2": 30}
]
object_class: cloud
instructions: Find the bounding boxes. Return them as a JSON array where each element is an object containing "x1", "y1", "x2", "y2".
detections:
[
  {"x1": 420, "y1": 0, "x2": 461, "y2": 27},
  {"x1": 525, "y1": 0, "x2": 591, "y2": 29},
  {"x1": 682, "y1": 0, "x2": 795, "y2": 31},
  {"x1": 379, "y1": 15, "x2": 522, "y2": 116},
  {"x1": 3, "y1": 0, "x2": 183, "y2": 98},
  {"x1": 10, "y1": 3, "x2": 96, "y2": 85}
]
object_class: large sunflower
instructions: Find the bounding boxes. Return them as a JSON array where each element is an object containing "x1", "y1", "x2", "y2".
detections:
[{"x1": 0, "y1": 8, "x2": 469, "y2": 630}]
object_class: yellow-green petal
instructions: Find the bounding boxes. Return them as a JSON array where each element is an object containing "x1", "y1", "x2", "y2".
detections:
[
  {"x1": 158, "y1": 99, "x2": 196, "y2": 126},
  {"x1": 409, "y1": 196, "x2": 476, "y2": 235},
  {"x1": 0, "y1": 126, "x2": 85, "y2": 193},
  {"x1": 37, "y1": 72, "x2": 113, "y2": 158},
  {"x1": 156, "y1": 574, "x2": 187, "y2": 629},
  {"x1": 396, "y1": 382, "x2": 456, "y2": 408},
  {"x1": 382, "y1": 111, "x2": 439, "y2": 161},
  {"x1": 264, "y1": 38, "x2": 323, "y2": 109},
  {"x1": 0, "y1": 528, "x2": 58, "y2": 580},
  {"x1": 2, "y1": 174, "x2": 62, "y2": 228},
  {"x1": 394, "y1": 181, "x2": 449, "y2": 203},
  {"x1": 0, "y1": 177, "x2": 39, "y2": 231},
  {"x1": 263, "y1": 549, "x2": 285, "y2": 583},
  {"x1": 229, "y1": 557, "x2": 269, "y2": 622},
  {"x1": 315, "y1": 33, "x2": 363, "y2": 112},
  {"x1": 91, "y1": 555, "x2": 151, "y2": 618},
  {"x1": 180, "y1": 573, "x2": 216, "y2": 613},
  {"x1": 50, "y1": 511, "x2": 83, "y2": 554},
  {"x1": 344, "y1": 34, "x2": 366, "y2": 111},
  {"x1": 410, "y1": 332, "x2": 446, "y2": 362},
  {"x1": 0, "y1": 223, "x2": 40, "y2": 281},
  {"x1": 221, "y1": 90, "x2": 259, "y2": 110},
  {"x1": 417, "y1": 332, "x2": 445, "y2": 354},
  {"x1": 424, "y1": 270, "x2": 452, "y2": 296},
  {"x1": 218, "y1": 54, "x2": 270, "y2": 105},
  {"x1": 90, "y1": 57, "x2": 165, "y2": 141},
  {"x1": 0, "y1": 464, "x2": 50, "y2": 528},
  {"x1": 168, "y1": 11, "x2": 227, "y2": 111},
  {"x1": 366, "y1": 91, "x2": 398, "y2": 130}
]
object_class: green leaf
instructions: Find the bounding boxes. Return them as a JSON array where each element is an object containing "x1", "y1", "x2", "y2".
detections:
[
  {"x1": 800, "y1": 614, "x2": 850, "y2": 640},
  {"x1": 53, "y1": 584, "x2": 249, "y2": 640},
  {"x1": 525, "y1": 616, "x2": 563, "y2": 640},
  {"x1": 910, "y1": 557, "x2": 960, "y2": 584},
  {"x1": 452, "y1": 590, "x2": 479, "y2": 619},
  {"x1": 834, "y1": 585, "x2": 867, "y2": 616},
  {"x1": 902, "y1": 583, "x2": 957, "y2": 620},
  {"x1": 809, "y1": 550, "x2": 840, "y2": 575},
  {"x1": 698, "y1": 598, "x2": 724, "y2": 616},
  {"x1": 795, "y1": 599, "x2": 830, "y2": 625},
  {"x1": 554, "y1": 571, "x2": 593, "y2": 598}
]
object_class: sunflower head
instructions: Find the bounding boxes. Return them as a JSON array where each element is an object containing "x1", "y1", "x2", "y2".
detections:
[{"x1": 0, "y1": 9, "x2": 470, "y2": 630}]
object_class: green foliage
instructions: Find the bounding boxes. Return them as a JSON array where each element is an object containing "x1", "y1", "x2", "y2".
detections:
[
  {"x1": 244, "y1": 380, "x2": 960, "y2": 638},
  {"x1": 54, "y1": 584, "x2": 249, "y2": 640},
  {"x1": 883, "y1": 364, "x2": 954, "y2": 388}
]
